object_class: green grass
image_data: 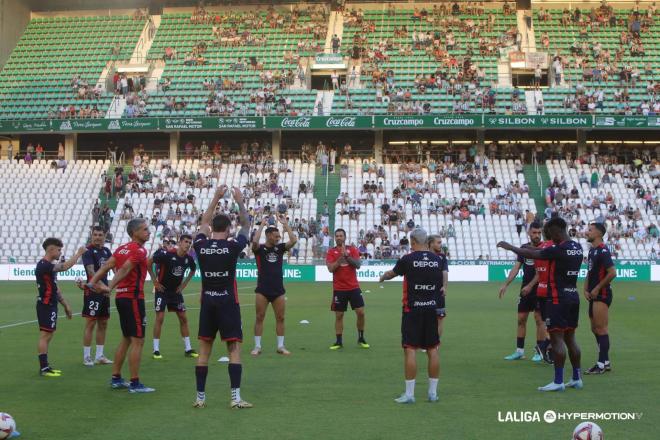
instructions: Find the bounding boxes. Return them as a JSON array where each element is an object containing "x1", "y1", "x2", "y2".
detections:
[{"x1": 1, "y1": 281, "x2": 658, "y2": 439}]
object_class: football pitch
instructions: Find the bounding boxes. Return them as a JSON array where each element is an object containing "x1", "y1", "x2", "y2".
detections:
[{"x1": 1, "y1": 281, "x2": 657, "y2": 439}]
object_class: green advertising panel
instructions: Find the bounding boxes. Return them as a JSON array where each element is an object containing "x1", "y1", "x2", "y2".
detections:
[
  {"x1": 0, "y1": 119, "x2": 52, "y2": 132},
  {"x1": 374, "y1": 115, "x2": 481, "y2": 128},
  {"x1": 53, "y1": 118, "x2": 159, "y2": 132},
  {"x1": 191, "y1": 263, "x2": 315, "y2": 282},
  {"x1": 484, "y1": 115, "x2": 592, "y2": 128},
  {"x1": 488, "y1": 262, "x2": 651, "y2": 282},
  {"x1": 265, "y1": 116, "x2": 372, "y2": 129},
  {"x1": 594, "y1": 115, "x2": 656, "y2": 128},
  {"x1": 162, "y1": 116, "x2": 263, "y2": 130}
]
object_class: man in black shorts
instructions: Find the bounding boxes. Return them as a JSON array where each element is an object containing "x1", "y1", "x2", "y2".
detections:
[
  {"x1": 584, "y1": 223, "x2": 616, "y2": 374},
  {"x1": 193, "y1": 185, "x2": 252, "y2": 409},
  {"x1": 250, "y1": 214, "x2": 297, "y2": 356},
  {"x1": 427, "y1": 235, "x2": 449, "y2": 342},
  {"x1": 380, "y1": 228, "x2": 442, "y2": 403},
  {"x1": 498, "y1": 217, "x2": 583, "y2": 392},
  {"x1": 80, "y1": 227, "x2": 113, "y2": 367},
  {"x1": 36, "y1": 238, "x2": 85, "y2": 377},
  {"x1": 147, "y1": 235, "x2": 197, "y2": 360},
  {"x1": 498, "y1": 222, "x2": 548, "y2": 362}
]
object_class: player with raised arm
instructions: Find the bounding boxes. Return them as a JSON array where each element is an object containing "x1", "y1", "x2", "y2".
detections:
[
  {"x1": 250, "y1": 214, "x2": 298, "y2": 356},
  {"x1": 427, "y1": 235, "x2": 448, "y2": 342},
  {"x1": 498, "y1": 217, "x2": 583, "y2": 392},
  {"x1": 584, "y1": 223, "x2": 616, "y2": 375},
  {"x1": 80, "y1": 226, "x2": 113, "y2": 367},
  {"x1": 498, "y1": 222, "x2": 549, "y2": 362},
  {"x1": 87, "y1": 218, "x2": 154, "y2": 393},
  {"x1": 193, "y1": 185, "x2": 253, "y2": 409},
  {"x1": 36, "y1": 238, "x2": 85, "y2": 377},
  {"x1": 326, "y1": 228, "x2": 368, "y2": 350},
  {"x1": 379, "y1": 229, "x2": 442, "y2": 403},
  {"x1": 147, "y1": 235, "x2": 198, "y2": 360}
]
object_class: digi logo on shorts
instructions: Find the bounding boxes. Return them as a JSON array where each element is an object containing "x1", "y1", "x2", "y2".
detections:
[{"x1": 414, "y1": 284, "x2": 437, "y2": 291}]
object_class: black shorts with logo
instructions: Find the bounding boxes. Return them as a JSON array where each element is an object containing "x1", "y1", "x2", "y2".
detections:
[
  {"x1": 37, "y1": 301, "x2": 58, "y2": 332},
  {"x1": 588, "y1": 292, "x2": 613, "y2": 318},
  {"x1": 116, "y1": 298, "x2": 146, "y2": 338},
  {"x1": 82, "y1": 293, "x2": 111, "y2": 320},
  {"x1": 155, "y1": 290, "x2": 186, "y2": 313},
  {"x1": 518, "y1": 292, "x2": 539, "y2": 313},
  {"x1": 256, "y1": 290, "x2": 285, "y2": 303},
  {"x1": 545, "y1": 295, "x2": 579, "y2": 332},
  {"x1": 401, "y1": 308, "x2": 440, "y2": 349},
  {"x1": 330, "y1": 289, "x2": 364, "y2": 312},
  {"x1": 198, "y1": 292, "x2": 243, "y2": 342}
]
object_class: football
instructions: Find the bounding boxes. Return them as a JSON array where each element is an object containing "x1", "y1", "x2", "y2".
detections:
[
  {"x1": 573, "y1": 421, "x2": 603, "y2": 440},
  {"x1": 0, "y1": 412, "x2": 16, "y2": 440}
]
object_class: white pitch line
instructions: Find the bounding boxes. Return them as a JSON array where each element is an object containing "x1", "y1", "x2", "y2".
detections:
[{"x1": 0, "y1": 285, "x2": 256, "y2": 330}]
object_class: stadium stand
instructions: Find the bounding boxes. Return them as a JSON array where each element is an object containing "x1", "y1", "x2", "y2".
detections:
[
  {"x1": 335, "y1": 3, "x2": 520, "y2": 115},
  {"x1": 107, "y1": 157, "x2": 317, "y2": 263},
  {"x1": 545, "y1": 154, "x2": 659, "y2": 259},
  {"x1": 0, "y1": 15, "x2": 146, "y2": 120},
  {"x1": 335, "y1": 157, "x2": 535, "y2": 260},
  {"x1": 0, "y1": 159, "x2": 107, "y2": 263},
  {"x1": 535, "y1": 5, "x2": 660, "y2": 115},
  {"x1": 143, "y1": 5, "x2": 327, "y2": 117}
]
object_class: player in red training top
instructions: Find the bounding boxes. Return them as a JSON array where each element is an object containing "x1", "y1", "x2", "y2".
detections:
[
  {"x1": 88, "y1": 218, "x2": 154, "y2": 393},
  {"x1": 326, "y1": 228, "x2": 368, "y2": 350}
]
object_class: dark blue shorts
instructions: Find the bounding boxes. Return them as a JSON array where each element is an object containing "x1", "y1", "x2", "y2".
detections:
[
  {"x1": 436, "y1": 295, "x2": 446, "y2": 318},
  {"x1": 198, "y1": 294, "x2": 242, "y2": 342},
  {"x1": 255, "y1": 290, "x2": 285, "y2": 303},
  {"x1": 518, "y1": 292, "x2": 539, "y2": 313},
  {"x1": 155, "y1": 291, "x2": 186, "y2": 313},
  {"x1": 37, "y1": 301, "x2": 58, "y2": 332},
  {"x1": 588, "y1": 293, "x2": 612, "y2": 318},
  {"x1": 331, "y1": 289, "x2": 364, "y2": 312},
  {"x1": 545, "y1": 299, "x2": 579, "y2": 332},
  {"x1": 82, "y1": 293, "x2": 111, "y2": 319},
  {"x1": 402, "y1": 308, "x2": 440, "y2": 349}
]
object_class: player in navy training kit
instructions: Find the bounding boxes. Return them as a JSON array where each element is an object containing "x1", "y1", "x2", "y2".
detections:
[
  {"x1": 193, "y1": 185, "x2": 253, "y2": 409},
  {"x1": 380, "y1": 229, "x2": 442, "y2": 404},
  {"x1": 498, "y1": 222, "x2": 549, "y2": 362},
  {"x1": 426, "y1": 235, "x2": 449, "y2": 342},
  {"x1": 498, "y1": 217, "x2": 584, "y2": 392},
  {"x1": 147, "y1": 235, "x2": 197, "y2": 359},
  {"x1": 250, "y1": 214, "x2": 297, "y2": 356},
  {"x1": 36, "y1": 238, "x2": 86, "y2": 377},
  {"x1": 79, "y1": 226, "x2": 113, "y2": 367},
  {"x1": 584, "y1": 223, "x2": 616, "y2": 375}
]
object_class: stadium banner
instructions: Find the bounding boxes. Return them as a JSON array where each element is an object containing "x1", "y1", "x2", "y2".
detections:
[
  {"x1": 315, "y1": 264, "x2": 488, "y2": 282},
  {"x1": 53, "y1": 118, "x2": 160, "y2": 132},
  {"x1": 162, "y1": 116, "x2": 263, "y2": 130},
  {"x1": 0, "y1": 119, "x2": 52, "y2": 132},
  {"x1": 483, "y1": 115, "x2": 592, "y2": 128},
  {"x1": 265, "y1": 116, "x2": 372, "y2": 129},
  {"x1": 488, "y1": 262, "x2": 652, "y2": 282},
  {"x1": 374, "y1": 115, "x2": 481, "y2": 129}
]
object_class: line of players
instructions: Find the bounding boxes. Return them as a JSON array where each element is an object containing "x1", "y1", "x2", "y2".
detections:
[
  {"x1": 33, "y1": 184, "x2": 615, "y2": 403},
  {"x1": 497, "y1": 218, "x2": 616, "y2": 391}
]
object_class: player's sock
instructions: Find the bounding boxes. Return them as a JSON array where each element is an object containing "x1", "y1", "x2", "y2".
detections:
[
  {"x1": 130, "y1": 377, "x2": 140, "y2": 387},
  {"x1": 228, "y1": 363, "x2": 242, "y2": 400},
  {"x1": 276, "y1": 335, "x2": 284, "y2": 348},
  {"x1": 554, "y1": 367, "x2": 564, "y2": 385},
  {"x1": 358, "y1": 330, "x2": 365, "y2": 341},
  {"x1": 335, "y1": 334, "x2": 343, "y2": 345},
  {"x1": 38, "y1": 353, "x2": 49, "y2": 370},
  {"x1": 112, "y1": 374, "x2": 121, "y2": 380},
  {"x1": 516, "y1": 337, "x2": 524, "y2": 353},
  {"x1": 596, "y1": 334, "x2": 609, "y2": 366},
  {"x1": 95, "y1": 345, "x2": 104, "y2": 359},
  {"x1": 254, "y1": 335, "x2": 262, "y2": 348},
  {"x1": 183, "y1": 337, "x2": 192, "y2": 352},
  {"x1": 153, "y1": 339, "x2": 160, "y2": 353},
  {"x1": 572, "y1": 367, "x2": 581, "y2": 381},
  {"x1": 428, "y1": 378, "x2": 439, "y2": 397},
  {"x1": 195, "y1": 365, "x2": 208, "y2": 394},
  {"x1": 83, "y1": 346, "x2": 91, "y2": 359},
  {"x1": 404, "y1": 379, "x2": 415, "y2": 398}
]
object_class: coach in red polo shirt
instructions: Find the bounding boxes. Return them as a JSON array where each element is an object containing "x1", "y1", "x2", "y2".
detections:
[{"x1": 326, "y1": 228, "x2": 369, "y2": 350}]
